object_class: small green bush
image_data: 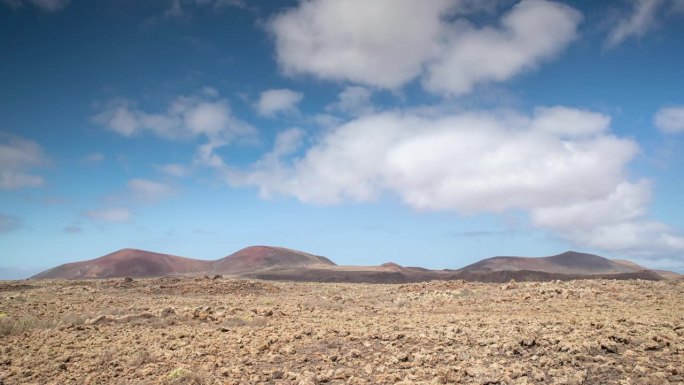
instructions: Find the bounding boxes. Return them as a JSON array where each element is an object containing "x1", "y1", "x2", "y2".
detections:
[{"x1": 167, "y1": 368, "x2": 192, "y2": 380}]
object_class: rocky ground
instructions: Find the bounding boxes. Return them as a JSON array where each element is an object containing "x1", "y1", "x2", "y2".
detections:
[{"x1": 0, "y1": 277, "x2": 682, "y2": 384}]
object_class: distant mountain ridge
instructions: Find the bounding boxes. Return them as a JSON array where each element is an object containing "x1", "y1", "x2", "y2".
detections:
[
  {"x1": 28, "y1": 247, "x2": 681, "y2": 282},
  {"x1": 31, "y1": 246, "x2": 335, "y2": 280},
  {"x1": 460, "y1": 251, "x2": 643, "y2": 275}
]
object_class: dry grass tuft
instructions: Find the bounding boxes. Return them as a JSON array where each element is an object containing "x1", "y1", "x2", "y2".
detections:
[
  {"x1": 129, "y1": 348, "x2": 156, "y2": 367},
  {"x1": 162, "y1": 368, "x2": 206, "y2": 385},
  {"x1": 0, "y1": 315, "x2": 54, "y2": 336}
]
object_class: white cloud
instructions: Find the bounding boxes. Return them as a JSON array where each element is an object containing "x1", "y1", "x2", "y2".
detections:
[
  {"x1": 93, "y1": 90, "x2": 255, "y2": 173},
  {"x1": 530, "y1": 106, "x2": 611, "y2": 138},
  {"x1": 239, "y1": 109, "x2": 637, "y2": 211},
  {"x1": 0, "y1": 133, "x2": 48, "y2": 190},
  {"x1": 127, "y1": 178, "x2": 174, "y2": 203},
  {"x1": 424, "y1": 0, "x2": 582, "y2": 95},
  {"x1": 654, "y1": 105, "x2": 684, "y2": 134},
  {"x1": 531, "y1": 181, "x2": 651, "y2": 233},
  {"x1": 270, "y1": 128, "x2": 305, "y2": 158},
  {"x1": 92, "y1": 100, "x2": 175, "y2": 138},
  {"x1": 528, "y1": 180, "x2": 684, "y2": 257},
  {"x1": 155, "y1": 163, "x2": 191, "y2": 177},
  {"x1": 82, "y1": 208, "x2": 132, "y2": 223},
  {"x1": 225, "y1": 106, "x2": 684, "y2": 257},
  {"x1": 93, "y1": 91, "x2": 254, "y2": 142},
  {"x1": 181, "y1": 99, "x2": 233, "y2": 136},
  {"x1": 326, "y1": 86, "x2": 374, "y2": 116},
  {"x1": 556, "y1": 220, "x2": 684, "y2": 257},
  {"x1": 1, "y1": 0, "x2": 69, "y2": 11},
  {"x1": 269, "y1": 0, "x2": 582, "y2": 94},
  {"x1": 606, "y1": 0, "x2": 665, "y2": 47},
  {"x1": 256, "y1": 89, "x2": 304, "y2": 117},
  {"x1": 269, "y1": 0, "x2": 455, "y2": 89},
  {"x1": 0, "y1": 214, "x2": 22, "y2": 234},
  {"x1": 310, "y1": 113, "x2": 344, "y2": 128}
]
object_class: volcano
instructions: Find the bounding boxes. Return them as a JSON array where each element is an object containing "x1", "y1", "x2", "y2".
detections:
[{"x1": 31, "y1": 248, "x2": 212, "y2": 279}]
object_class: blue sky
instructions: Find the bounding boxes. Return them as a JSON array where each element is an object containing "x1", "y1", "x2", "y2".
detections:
[{"x1": 1, "y1": 0, "x2": 684, "y2": 272}]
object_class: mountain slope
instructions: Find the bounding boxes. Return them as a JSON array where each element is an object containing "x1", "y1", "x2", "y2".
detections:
[
  {"x1": 212, "y1": 246, "x2": 336, "y2": 274},
  {"x1": 32, "y1": 249, "x2": 212, "y2": 279},
  {"x1": 461, "y1": 251, "x2": 642, "y2": 275}
]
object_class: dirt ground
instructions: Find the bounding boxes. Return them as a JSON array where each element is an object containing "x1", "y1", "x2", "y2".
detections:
[{"x1": 0, "y1": 277, "x2": 682, "y2": 384}]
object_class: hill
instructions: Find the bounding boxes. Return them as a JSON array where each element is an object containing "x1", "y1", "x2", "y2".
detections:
[
  {"x1": 212, "y1": 246, "x2": 335, "y2": 274},
  {"x1": 31, "y1": 249, "x2": 212, "y2": 279},
  {"x1": 461, "y1": 251, "x2": 643, "y2": 275}
]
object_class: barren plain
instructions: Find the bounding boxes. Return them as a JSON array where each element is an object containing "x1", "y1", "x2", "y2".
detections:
[{"x1": 1, "y1": 277, "x2": 683, "y2": 385}]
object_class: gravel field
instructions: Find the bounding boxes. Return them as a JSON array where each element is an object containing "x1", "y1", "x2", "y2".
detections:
[{"x1": 1, "y1": 278, "x2": 683, "y2": 384}]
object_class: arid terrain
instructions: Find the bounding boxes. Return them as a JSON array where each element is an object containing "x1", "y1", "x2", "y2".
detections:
[{"x1": 1, "y1": 277, "x2": 683, "y2": 384}]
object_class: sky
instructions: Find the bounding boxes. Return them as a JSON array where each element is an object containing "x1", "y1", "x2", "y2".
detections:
[{"x1": 1, "y1": 0, "x2": 684, "y2": 273}]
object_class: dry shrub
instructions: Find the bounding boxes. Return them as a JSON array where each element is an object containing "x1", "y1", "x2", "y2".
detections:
[
  {"x1": 59, "y1": 312, "x2": 90, "y2": 326},
  {"x1": 129, "y1": 348, "x2": 156, "y2": 367},
  {"x1": 0, "y1": 315, "x2": 53, "y2": 336},
  {"x1": 95, "y1": 348, "x2": 117, "y2": 367},
  {"x1": 162, "y1": 368, "x2": 206, "y2": 385}
]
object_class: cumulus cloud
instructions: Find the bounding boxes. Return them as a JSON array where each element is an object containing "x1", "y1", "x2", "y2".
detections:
[
  {"x1": 0, "y1": 214, "x2": 22, "y2": 234},
  {"x1": 127, "y1": 178, "x2": 174, "y2": 203},
  {"x1": 654, "y1": 105, "x2": 684, "y2": 134},
  {"x1": 1, "y1": 0, "x2": 69, "y2": 12},
  {"x1": 326, "y1": 86, "x2": 374, "y2": 116},
  {"x1": 239, "y1": 109, "x2": 634, "y2": 210},
  {"x1": 92, "y1": 91, "x2": 254, "y2": 141},
  {"x1": 269, "y1": 0, "x2": 581, "y2": 94},
  {"x1": 93, "y1": 90, "x2": 255, "y2": 172},
  {"x1": 82, "y1": 208, "x2": 132, "y2": 223},
  {"x1": 222, "y1": 106, "x2": 684, "y2": 257},
  {"x1": 92, "y1": 100, "x2": 177, "y2": 138},
  {"x1": 0, "y1": 133, "x2": 48, "y2": 190},
  {"x1": 424, "y1": 0, "x2": 582, "y2": 95},
  {"x1": 606, "y1": 0, "x2": 665, "y2": 47},
  {"x1": 253, "y1": 128, "x2": 305, "y2": 167},
  {"x1": 256, "y1": 89, "x2": 304, "y2": 117},
  {"x1": 527, "y1": 179, "x2": 684, "y2": 257},
  {"x1": 531, "y1": 181, "x2": 651, "y2": 233},
  {"x1": 529, "y1": 106, "x2": 611, "y2": 138},
  {"x1": 269, "y1": 0, "x2": 454, "y2": 89}
]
